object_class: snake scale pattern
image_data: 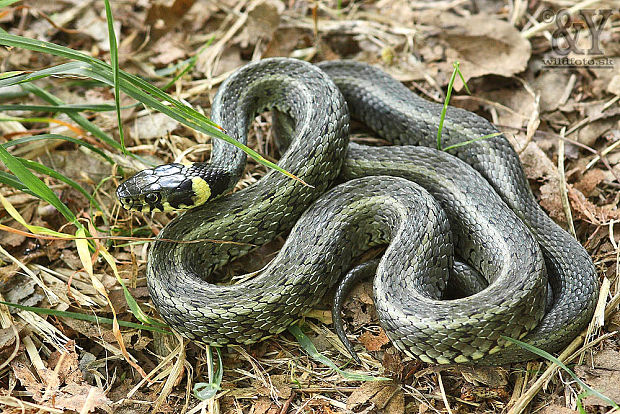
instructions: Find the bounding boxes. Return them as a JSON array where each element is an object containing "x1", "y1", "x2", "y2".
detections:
[{"x1": 135, "y1": 58, "x2": 598, "y2": 364}]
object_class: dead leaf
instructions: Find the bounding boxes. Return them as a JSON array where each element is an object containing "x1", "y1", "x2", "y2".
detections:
[
  {"x1": 440, "y1": 15, "x2": 531, "y2": 90},
  {"x1": 515, "y1": 138, "x2": 569, "y2": 224},
  {"x1": 539, "y1": 182, "x2": 567, "y2": 225},
  {"x1": 75, "y1": 7, "x2": 121, "y2": 52},
  {"x1": 145, "y1": 0, "x2": 198, "y2": 43},
  {"x1": 11, "y1": 361, "x2": 47, "y2": 400},
  {"x1": 212, "y1": 46, "x2": 244, "y2": 78},
  {"x1": 358, "y1": 328, "x2": 390, "y2": 352},
  {"x1": 382, "y1": 347, "x2": 421, "y2": 381},
  {"x1": 270, "y1": 374, "x2": 292, "y2": 400},
  {"x1": 47, "y1": 342, "x2": 83, "y2": 384},
  {"x1": 251, "y1": 374, "x2": 292, "y2": 401},
  {"x1": 538, "y1": 405, "x2": 577, "y2": 414},
  {"x1": 235, "y1": 0, "x2": 284, "y2": 49},
  {"x1": 263, "y1": 27, "x2": 309, "y2": 58},
  {"x1": 11, "y1": 344, "x2": 111, "y2": 412},
  {"x1": 52, "y1": 383, "x2": 110, "y2": 412},
  {"x1": 575, "y1": 349, "x2": 620, "y2": 408},
  {"x1": 347, "y1": 381, "x2": 404, "y2": 414},
  {"x1": 574, "y1": 169, "x2": 606, "y2": 197},
  {"x1": 253, "y1": 397, "x2": 278, "y2": 414},
  {"x1": 150, "y1": 34, "x2": 187, "y2": 65},
  {"x1": 481, "y1": 89, "x2": 534, "y2": 130},
  {"x1": 460, "y1": 383, "x2": 510, "y2": 401},
  {"x1": 133, "y1": 112, "x2": 180, "y2": 140},
  {"x1": 569, "y1": 186, "x2": 620, "y2": 224},
  {"x1": 459, "y1": 366, "x2": 508, "y2": 387},
  {"x1": 0, "y1": 325, "x2": 18, "y2": 353},
  {"x1": 343, "y1": 281, "x2": 377, "y2": 330},
  {"x1": 533, "y1": 71, "x2": 571, "y2": 113},
  {"x1": 577, "y1": 118, "x2": 618, "y2": 147},
  {"x1": 607, "y1": 74, "x2": 620, "y2": 96}
]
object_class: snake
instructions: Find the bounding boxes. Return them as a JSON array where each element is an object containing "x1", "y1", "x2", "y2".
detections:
[{"x1": 116, "y1": 58, "x2": 598, "y2": 364}]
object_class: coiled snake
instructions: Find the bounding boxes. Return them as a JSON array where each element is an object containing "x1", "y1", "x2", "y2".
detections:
[{"x1": 117, "y1": 58, "x2": 598, "y2": 364}]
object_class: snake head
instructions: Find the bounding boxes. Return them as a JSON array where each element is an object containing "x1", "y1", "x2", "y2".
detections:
[{"x1": 116, "y1": 163, "x2": 232, "y2": 213}]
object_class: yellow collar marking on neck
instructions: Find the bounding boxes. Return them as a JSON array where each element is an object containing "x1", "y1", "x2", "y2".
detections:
[{"x1": 191, "y1": 177, "x2": 211, "y2": 207}]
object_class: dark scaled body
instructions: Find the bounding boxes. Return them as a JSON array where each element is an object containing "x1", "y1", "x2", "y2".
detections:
[{"x1": 118, "y1": 58, "x2": 598, "y2": 365}]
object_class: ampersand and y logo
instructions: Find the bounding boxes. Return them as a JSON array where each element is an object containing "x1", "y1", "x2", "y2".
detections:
[{"x1": 550, "y1": 9, "x2": 612, "y2": 56}]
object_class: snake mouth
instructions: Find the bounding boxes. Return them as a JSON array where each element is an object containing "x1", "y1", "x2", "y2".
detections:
[
  {"x1": 119, "y1": 198, "x2": 136, "y2": 211},
  {"x1": 119, "y1": 199, "x2": 144, "y2": 212}
]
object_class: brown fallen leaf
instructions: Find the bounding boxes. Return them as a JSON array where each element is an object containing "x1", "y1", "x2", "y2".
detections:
[
  {"x1": 253, "y1": 397, "x2": 279, "y2": 414},
  {"x1": 145, "y1": 0, "x2": 197, "y2": 43},
  {"x1": 358, "y1": 328, "x2": 390, "y2": 352},
  {"x1": 574, "y1": 169, "x2": 606, "y2": 197},
  {"x1": 569, "y1": 186, "x2": 620, "y2": 224},
  {"x1": 575, "y1": 349, "x2": 620, "y2": 408},
  {"x1": 577, "y1": 118, "x2": 618, "y2": 147},
  {"x1": 460, "y1": 383, "x2": 510, "y2": 402},
  {"x1": 607, "y1": 74, "x2": 620, "y2": 96},
  {"x1": 439, "y1": 14, "x2": 531, "y2": 90},
  {"x1": 11, "y1": 361, "x2": 48, "y2": 400},
  {"x1": 343, "y1": 281, "x2": 377, "y2": 330},
  {"x1": 11, "y1": 342, "x2": 111, "y2": 413},
  {"x1": 252, "y1": 374, "x2": 292, "y2": 401},
  {"x1": 212, "y1": 46, "x2": 244, "y2": 78},
  {"x1": 538, "y1": 405, "x2": 577, "y2": 414},
  {"x1": 150, "y1": 34, "x2": 188, "y2": 66},
  {"x1": 47, "y1": 341, "x2": 83, "y2": 385},
  {"x1": 235, "y1": 0, "x2": 284, "y2": 49},
  {"x1": 347, "y1": 381, "x2": 404, "y2": 414},
  {"x1": 515, "y1": 137, "x2": 570, "y2": 224},
  {"x1": 382, "y1": 347, "x2": 421, "y2": 381},
  {"x1": 263, "y1": 27, "x2": 309, "y2": 58},
  {"x1": 133, "y1": 112, "x2": 180, "y2": 141},
  {"x1": 539, "y1": 181, "x2": 567, "y2": 225},
  {"x1": 480, "y1": 89, "x2": 534, "y2": 130},
  {"x1": 51, "y1": 382, "x2": 110, "y2": 413},
  {"x1": 532, "y1": 71, "x2": 571, "y2": 113},
  {"x1": 75, "y1": 7, "x2": 120, "y2": 52},
  {"x1": 459, "y1": 365, "x2": 508, "y2": 388},
  {"x1": 0, "y1": 325, "x2": 18, "y2": 355}
]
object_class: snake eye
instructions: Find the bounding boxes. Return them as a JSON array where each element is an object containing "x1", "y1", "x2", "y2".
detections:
[
  {"x1": 145, "y1": 192, "x2": 160, "y2": 204},
  {"x1": 123, "y1": 197, "x2": 132, "y2": 205}
]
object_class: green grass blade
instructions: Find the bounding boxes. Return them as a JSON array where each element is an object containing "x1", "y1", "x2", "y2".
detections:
[
  {"x1": 20, "y1": 78, "x2": 123, "y2": 150},
  {"x1": 503, "y1": 336, "x2": 619, "y2": 409},
  {"x1": 436, "y1": 62, "x2": 459, "y2": 150},
  {"x1": 437, "y1": 61, "x2": 474, "y2": 151},
  {"x1": 103, "y1": 0, "x2": 125, "y2": 153},
  {"x1": 155, "y1": 57, "x2": 193, "y2": 77},
  {"x1": 0, "y1": 70, "x2": 26, "y2": 79},
  {"x1": 442, "y1": 132, "x2": 503, "y2": 151},
  {"x1": 193, "y1": 347, "x2": 223, "y2": 400},
  {"x1": 0, "y1": 33, "x2": 308, "y2": 185},
  {"x1": 0, "y1": 300, "x2": 171, "y2": 334},
  {"x1": 0, "y1": 144, "x2": 80, "y2": 226},
  {"x1": 0, "y1": 170, "x2": 34, "y2": 195},
  {"x1": 19, "y1": 158, "x2": 103, "y2": 212},
  {"x1": 0, "y1": 87, "x2": 29, "y2": 100},
  {"x1": 20, "y1": 83, "x2": 151, "y2": 168},
  {"x1": 3, "y1": 133, "x2": 115, "y2": 165},
  {"x1": 0, "y1": 32, "x2": 107, "y2": 67},
  {"x1": 0, "y1": 0, "x2": 22, "y2": 8},
  {"x1": 0, "y1": 103, "x2": 121, "y2": 112},
  {"x1": 121, "y1": 280, "x2": 169, "y2": 328},
  {"x1": 288, "y1": 325, "x2": 389, "y2": 382}
]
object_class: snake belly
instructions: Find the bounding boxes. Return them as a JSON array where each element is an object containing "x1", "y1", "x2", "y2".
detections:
[{"x1": 147, "y1": 58, "x2": 598, "y2": 364}]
